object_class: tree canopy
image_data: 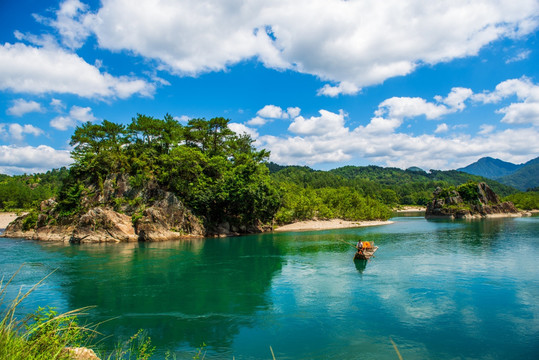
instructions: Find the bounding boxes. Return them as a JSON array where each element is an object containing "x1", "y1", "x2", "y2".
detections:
[{"x1": 62, "y1": 115, "x2": 281, "y2": 228}]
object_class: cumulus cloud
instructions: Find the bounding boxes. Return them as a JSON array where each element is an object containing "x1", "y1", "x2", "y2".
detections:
[
  {"x1": 57, "y1": 0, "x2": 539, "y2": 94},
  {"x1": 35, "y1": 0, "x2": 92, "y2": 49},
  {"x1": 473, "y1": 77, "x2": 539, "y2": 125},
  {"x1": 0, "y1": 42, "x2": 155, "y2": 99},
  {"x1": 256, "y1": 78, "x2": 539, "y2": 169},
  {"x1": 228, "y1": 122, "x2": 259, "y2": 139},
  {"x1": 247, "y1": 105, "x2": 302, "y2": 126},
  {"x1": 0, "y1": 123, "x2": 44, "y2": 142},
  {"x1": 437, "y1": 87, "x2": 474, "y2": 111},
  {"x1": 317, "y1": 82, "x2": 360, "y2": 97},
  {"x1": 246, "y1": 116, "x2": 268, "y2": 126},
  {"x1": 0, "y1": 145, "x2": 72, "y2": 175},
  {"x1": 375, "y1": 97, "x2": 451, "y2": 120},
  {"x1": 435, "y1": 123, "x2": 449, "y2": 133},
  {"x1": 257, "y1": 105, "x2": 287, "y2": 119},
  {"x1": 260, "y1": 110, "x2": 539, "y2": 169},
  {"x1": 479, "y1": 124, "x2": 495, "y2": 135},
  {"x1": 50, "y1": 105, "x2": 97, "y2": 130},
  {"x1": 7, "y1": 99, "x2": 44, "y2": 117},
  {"x1": 373, "y1": 87, "x2": 473, "y2": 125},
  {"x1": 288, "y1": 110, "x2": 348, "y2": 136}
]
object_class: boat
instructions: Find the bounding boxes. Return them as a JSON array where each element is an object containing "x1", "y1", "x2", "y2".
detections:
[{"x1": 353, "y1": 241, "x2": 378, "y2": 260}]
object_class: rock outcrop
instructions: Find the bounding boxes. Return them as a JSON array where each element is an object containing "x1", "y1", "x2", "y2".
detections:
[
  {"x1": 425, "y1": 182, "x2": 520, "y2": 219},
  {"x1": 135, "y1": 191, "x2": 204, "y2": 241},
  {"x1": 72, "y1": 207, "x2": 139, "y2": 243},
  {"x1": 2, "y1": 174, "x2": 206, "y2": 243}
]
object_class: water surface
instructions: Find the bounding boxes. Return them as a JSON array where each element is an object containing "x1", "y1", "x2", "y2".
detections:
[{"x1": 1, "y1": 215, "x2": 538, "y2": 359}]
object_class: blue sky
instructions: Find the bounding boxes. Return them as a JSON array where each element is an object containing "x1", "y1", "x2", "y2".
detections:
[{"x1": 1, "y1": 0, "x2": 538, "y2": 175}]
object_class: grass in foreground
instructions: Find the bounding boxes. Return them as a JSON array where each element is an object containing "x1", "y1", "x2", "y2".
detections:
[{"x1": 0, "y1": 268, "x2": 156, "y2": 360}]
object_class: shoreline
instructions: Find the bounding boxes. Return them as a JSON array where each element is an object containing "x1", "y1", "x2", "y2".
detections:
[
  {"x1": 0, "y1": 212, "x2": 19, "y2": 230},
  {"x1": 394, "y1": 206, "x2": 426, "y2": 212},
  {"x1": 273, "y1": 219, "x2": 394, "y2": 232}
]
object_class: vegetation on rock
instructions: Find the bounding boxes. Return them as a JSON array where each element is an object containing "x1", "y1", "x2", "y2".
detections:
[{"x1": 425, "y1": 181, "x2": 520, "y2": 219}]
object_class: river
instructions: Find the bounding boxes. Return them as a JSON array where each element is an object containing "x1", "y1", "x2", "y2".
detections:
[{"x1": 1, "y1": 215, "x2": 538, "y2": 359}]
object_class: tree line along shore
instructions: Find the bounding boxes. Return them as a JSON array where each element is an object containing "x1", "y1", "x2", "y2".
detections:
[{"x1": 0, "y1": 114, "x2": 537, "y2": 240}]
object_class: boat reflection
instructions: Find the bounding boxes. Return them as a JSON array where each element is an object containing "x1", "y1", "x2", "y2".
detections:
[{"x1": 354, "y1": 258, "x2": 368, "y2": 273}]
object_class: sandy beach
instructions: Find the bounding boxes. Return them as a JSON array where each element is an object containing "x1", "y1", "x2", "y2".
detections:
[
  {"x1": 394, "y1": 206, "x2": 426, "y2": 212},
  {"x1": 0, "y1": 212, "x2": 19, "y2": 230},
  {"x1": 273, "y1": 219, "x2": 394, "y2": 232}
]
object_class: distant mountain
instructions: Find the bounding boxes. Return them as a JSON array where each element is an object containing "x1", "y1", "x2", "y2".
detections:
[
  {"x1": 457, "y1": 157, "x2": 522, "y2": 179},
  {"x1": 498, "y1": 157, "x2": 539, "y2": 191},
  {"x1": 406, "y1": 166, "x2": 427, "y2": 173}
]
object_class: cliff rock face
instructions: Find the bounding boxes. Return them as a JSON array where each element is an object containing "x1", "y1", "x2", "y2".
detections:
[
  {"x1": 72, "y1": 207, "x2": 139, "y2": 243},
  {"x1": 135, "y1": 191, "x2": 204, "y2": 241},
  {"x1": 425, "y1": 182, "x2": 520, "y2": 219},
  {"x1": 3, "y1": 174, "x2": 205, "y2": 243}
]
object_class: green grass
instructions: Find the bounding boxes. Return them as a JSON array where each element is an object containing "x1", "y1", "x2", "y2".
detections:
[{"x1": 0, "y1": 267, "x2": 157, "y2": 360}]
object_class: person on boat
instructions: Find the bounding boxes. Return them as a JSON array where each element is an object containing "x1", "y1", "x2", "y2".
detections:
[{"x1": 356, "y1": 240, "x2": 364, "y2": 255}]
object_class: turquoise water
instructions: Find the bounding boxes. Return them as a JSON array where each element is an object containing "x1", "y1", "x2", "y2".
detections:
[{"x1": 1, "y1": 215, "x2": 538, "y2": 359}]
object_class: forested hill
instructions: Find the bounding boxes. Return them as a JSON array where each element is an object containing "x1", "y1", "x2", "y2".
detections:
[
  {"x1": 457, "y1": 157, "x2": 522, "y2": 179},
  {"x1": 269, "y1": 163, "x2": 518, "y2": 207},
  {"x1": 456, "y1": 156, "x2": 538, "y2": 191},
  {"x1": 497, "y1": 157, "x2": 539, "y2": 191}
]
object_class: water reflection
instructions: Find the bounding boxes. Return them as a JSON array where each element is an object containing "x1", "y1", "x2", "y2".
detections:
[
  {"x1": 354, "y1": 259, "x2": 368, "y2": 273},
  {"x1": 46, "y1": 236, "x2": 285, "y2": 352}
]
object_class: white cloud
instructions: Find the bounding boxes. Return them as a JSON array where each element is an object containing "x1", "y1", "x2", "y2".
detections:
[
  {"x1": 473, "y1": 77, "x2": 539, "y2": 125},
  {"x1": 7, "y1": 99, "x2": 44, "y2": 117},
  {"x1": 288, "y1": 109, "x2": 347, "y2": 136},
  {"x1": 257, "y1": 102, "x2": 539, "y2": 170},
  {"x1": 248, "y1": 106, "x2": 302, "y2": 126},
  {"x1": 62, "y1": 0, "x2": 539, "y2": 93},
  {"x1": 257, "y1": 105, "x2": 287, "y2": 119},
  {"x1": 0, "y1": 42, "x2": 155, "y2": 99},
  {"x1": 435, "y1": 123, "x2": 449, "y2": 133},
  {"x1": 375, "y1": 97, "x2": 451, "y2": 120},
  {"x1": 174, "y1": 115, "x2": 191, "y2": 123},
  {"x1": 253, "y1": 79, "x2": 539, "y2": 169},
  {"x1": 246, "y1": 116, "x2": 268, "y2": 126},
  {"x1": 50, "y1": 98, "x2": 65, "y2": 111},
  {"x1": 38, "y1": 0, "x2": 92, "y2": 49},
  {"x1": 479, "y1": 124, "x2": 495, "y2": 135},
  {"x1": 439, "y1": 87, "x2": 473, "y2": 111},
  {"x1": 505, "y1": 49, "x2": 531, "y2": 64},
  {"x1": 0, "y1": 145, "x2": 72, "y2": 175},
  {"x1": 50, "y1": 105, "x2": 98, "y2": 130},
  {"x1": 228, "y1": 122, "x2": 259, "y2": 139},
  {"x1": 0, "y1": 123, "x2": 44, "y2": 142},
  {"x1": 497, "y1": 102, "x2": 539, "y2": 125},
  {"x1": 50, "y1": 116, "x2": 75, "y2": 131},
  {"x1": 317, "y1": 82, "x2": 359, "y2": 97},
  {"x1": 287, "y1": 107, "x2": 301, "y2": 119},
  {"x1": 69, "y1": 106, "x2": 96, "y2": 122}
]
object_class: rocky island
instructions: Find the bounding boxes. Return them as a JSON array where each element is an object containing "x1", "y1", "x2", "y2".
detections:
[
  {"x1": 425, "y1": 182, "x2": 520, "y2": 219},
  {"x1": 2, "y1": 115, "x2": 279, "y2": 242}
]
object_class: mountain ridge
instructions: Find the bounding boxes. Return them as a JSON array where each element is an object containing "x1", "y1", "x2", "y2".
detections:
[
  {"x1": 457, "y1": 156, "x2": 538, "y2": 191},
  {"x1": 457, "y1": 156, "x2": 522, "y2": 179}
]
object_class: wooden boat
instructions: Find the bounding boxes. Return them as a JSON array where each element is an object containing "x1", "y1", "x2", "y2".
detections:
[{"x1": 353, "y1": 245, "x2": 378, "y2": 260}]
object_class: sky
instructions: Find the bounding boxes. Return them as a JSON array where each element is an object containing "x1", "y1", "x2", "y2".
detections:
[{"x1": 1, "y1": 0, "x2": 538, "y2": 175}]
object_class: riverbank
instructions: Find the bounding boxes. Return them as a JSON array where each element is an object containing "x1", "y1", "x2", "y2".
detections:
[
  {"x1": 0, "y1": 212, "x2": 18, "y2": 231},
  {"x1": 273, "y1": 219, "x2": 394, "y2": 232},
  {"x1": 394, "y1": 206, "x2": 426, "y2": 212}
]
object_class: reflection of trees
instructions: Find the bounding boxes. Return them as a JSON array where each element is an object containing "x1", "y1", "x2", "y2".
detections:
[
  {"x1": 429, "y1": 218, "x2": 509, "y2": 252},
  {"x1": 53, "y1": 235, "x2": 283, "y2": 351}
]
